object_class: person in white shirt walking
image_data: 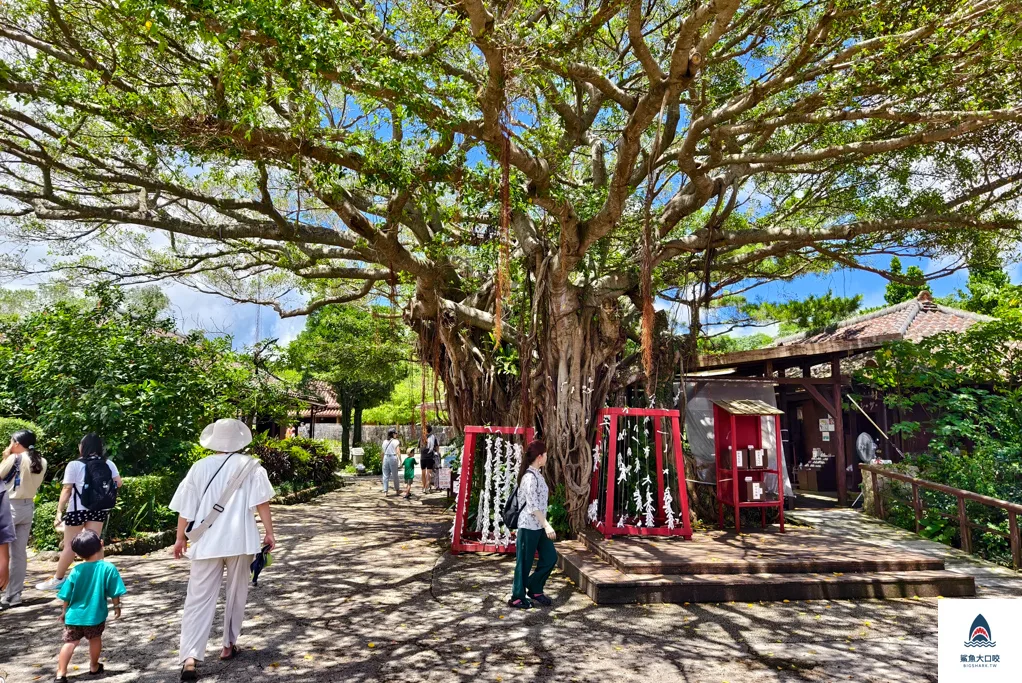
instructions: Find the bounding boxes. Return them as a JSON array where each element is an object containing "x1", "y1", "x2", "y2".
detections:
[
  {"x1": 169, "y1": 419, "x2": 276, "y2": 681},
  {"x1": 381, "y1": 428, "x2": 401, "y2": 496},
  {"x1": 36, "y1": 434, "x2": 121, "y2": 592}
]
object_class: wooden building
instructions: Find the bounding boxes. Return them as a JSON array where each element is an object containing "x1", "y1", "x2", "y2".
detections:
[{"x1": 686, "y1": 291, "x2": 992, "y2": 506}]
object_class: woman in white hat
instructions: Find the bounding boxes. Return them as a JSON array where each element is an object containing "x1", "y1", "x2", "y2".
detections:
[{"x1": 169, "y1": 419, "x2": 276, "y2": 681}]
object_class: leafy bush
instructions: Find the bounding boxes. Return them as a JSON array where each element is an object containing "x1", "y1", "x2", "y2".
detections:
[
  {"x1": 546, "y1": 484, "x2": 572, "y2": 539},
  {"x1": 31, "y1": 500, "x2": 61, "y2": 550},
  {"x1": 0, "y1": 417, "x2": 44, "y2": 445},
  {"x1": 253, "y1": 437, "x2": 339, "y2": 489},
  {"x1": 361, "y1": 442, "x2": 382, "y2": 475},
  {"x1": 105, "y1": 475, "x2": 178, "y2": 542},
  {"x1": 857, "y1": 317, "x2": 1022, "y2": 566}
]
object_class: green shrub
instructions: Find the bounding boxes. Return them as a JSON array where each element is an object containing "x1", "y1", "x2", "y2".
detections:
[
  {"x1": 546, "y1": 484, "x2": 572, "y2": 539},
  {"x1": 105, "y1": 475, "x2": 178, "y2": 542},
  {"x1": 253, "y1": 437, "x2": 339, "y2": 489},
  {"x1": 0, "y1": 417, "x2": 44, "y2": 446},
  {"x1": 31, "y1": 501, "x2": 62, "y2": 550},
  {"x1": 361, "y1": 442, "x2": 382, "y2": 475}
]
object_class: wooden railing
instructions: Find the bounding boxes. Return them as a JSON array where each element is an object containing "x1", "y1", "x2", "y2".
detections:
[{"x1": 860, "y1": 463, "x2": 1022, "y2": 570}]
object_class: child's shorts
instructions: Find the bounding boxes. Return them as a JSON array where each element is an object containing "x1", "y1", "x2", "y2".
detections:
[
  {"x1": 63, "y1": 621, "x2": 105, "y2": 643},
  {"x1": 403, "y1": 475, "x2": 415, "y2": 483}
]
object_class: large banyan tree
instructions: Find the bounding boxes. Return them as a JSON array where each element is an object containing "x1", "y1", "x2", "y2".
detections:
[{"x1": 1, "y1": 0, "x2": 1021, "y2": 526}]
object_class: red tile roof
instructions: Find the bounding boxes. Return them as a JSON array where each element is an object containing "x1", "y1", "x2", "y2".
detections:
[{"x1": 774, "y1": 291, "x2": 992, "y2": 347}]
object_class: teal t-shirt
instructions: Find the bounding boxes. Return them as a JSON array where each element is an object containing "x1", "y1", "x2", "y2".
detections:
[
  {"x1": 57, "y1": 560, "x2": 127, "y2": 626},
  {"x1": 402, "y1": 456, "x2": 416, "y2": 479}
]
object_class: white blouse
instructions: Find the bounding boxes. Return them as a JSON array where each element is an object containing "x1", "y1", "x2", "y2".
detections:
[
  {"x1": 516, "y1": 467, "x2": 549, "y2": 531},
  {"x1": 169, "y1": 453, "x2": 275, "y2": 560}
]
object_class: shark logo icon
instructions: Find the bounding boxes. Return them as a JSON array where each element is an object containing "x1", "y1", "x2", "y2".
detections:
[{"x1": 964, "y1": 614, "x2": 996, "y2": 647}]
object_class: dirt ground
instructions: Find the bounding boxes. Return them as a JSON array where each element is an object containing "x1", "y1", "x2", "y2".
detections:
[{"x1": 2, "y1": 478, "x2": 1019, "y2": 682}]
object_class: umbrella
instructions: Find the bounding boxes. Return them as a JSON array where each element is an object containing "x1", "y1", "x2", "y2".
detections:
[{"x1": 250, "y1": 544, "x2": 273, "y2": 586}]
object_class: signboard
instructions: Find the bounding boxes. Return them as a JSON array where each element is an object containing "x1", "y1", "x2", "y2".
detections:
[
  {"x1": 438, "y1": 467, "x2": 452, "y2": 489},
  {"x1": 819, "y1": 418, "x2": 836, "y2": 432},
  {"x1": 822, "y1": 432, "x2": 831, "y2": 442}
]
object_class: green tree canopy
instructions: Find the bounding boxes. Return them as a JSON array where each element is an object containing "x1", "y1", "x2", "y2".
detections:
[
  {"x1": 0, "y1": 286, "x2": 235, "y2": 473},
  {"x1": 748, "y1": 290, "x2": 862, "y2": 335},
  {"x1": 288, "y1": 304, "x2": 409, "y2": 454},
  {"x1": 885, "y1": 257, "x2": 931, "y2": 305}
]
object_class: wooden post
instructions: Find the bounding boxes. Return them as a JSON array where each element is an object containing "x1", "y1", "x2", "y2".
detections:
[
  {"x1": 912, "y1": 483, "x2": 921, "y2": 534},
  {"x1": 831, "y1": 358, "x2": 847, "y2": 505},
  {"x1": 958, "y1": 495, "x2": 972, "y2": 554},
  {"x1": 731, "y1": 413, "x2": 741, "y2": 534},
  {"x1": 654, "y1": 417, "x2": 666, "y2": 523},
  {"x1": 1009, "y1": 512, "x2": 1021, "y2": 571},
  {"x1": 871, "y1": 471, "x2": 884, "y2": 520},
  {"x1": 450, "y1": 432, "x2": 477, "y2": 554},
  {"x1": 878, "y1": 395, "x2": 893, "y2": 460},
  {"x1": 604, "y1": 415, "x2": 618, "y2": 531}
]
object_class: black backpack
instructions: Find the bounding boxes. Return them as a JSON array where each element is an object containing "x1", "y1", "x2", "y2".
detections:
[
  {"x1": 76, "y1": 454, "x2": 117, "y2": 511},
  {"x1": 501, "y1": 471, "x2": 534, "y2": 531}
]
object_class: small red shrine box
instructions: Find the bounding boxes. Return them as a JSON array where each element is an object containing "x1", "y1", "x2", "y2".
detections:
[{"x1": 712, "y1": 399, "x2": 785, "y2": 534}]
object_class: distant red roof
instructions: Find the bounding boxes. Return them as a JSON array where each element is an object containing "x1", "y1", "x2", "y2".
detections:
[{"x1": 774, "y1": 291, "x2": 992, "y2": 347}]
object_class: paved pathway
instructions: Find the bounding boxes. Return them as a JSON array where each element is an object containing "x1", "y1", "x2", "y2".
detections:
[{"x1": 2, "y1": 480, "x2": 1020, "y2": 682}]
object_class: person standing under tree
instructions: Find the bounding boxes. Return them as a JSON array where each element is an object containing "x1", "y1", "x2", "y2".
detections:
[
  {"x1": 1, "y1": 429, "x2": 47, "y2": 607},
  {"x1": 381, "y1": 428, "x2": 401, "y2": 496},
  {"x1": 509, "y1": 440, "x2": 558, "y2": 609},
  {"x1": 420, "y1": 424, "x2": 438, "y2": 493},
  {"x1": 170, "y1": 419, "x2": 275, "y2": 681}
]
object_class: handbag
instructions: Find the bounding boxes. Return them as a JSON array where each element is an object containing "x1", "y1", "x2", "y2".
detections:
[{"x1": 185, "y1": 455, "x2": 259, "y2": 544}]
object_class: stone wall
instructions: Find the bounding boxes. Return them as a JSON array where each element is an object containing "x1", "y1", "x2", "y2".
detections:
[{"x1": 299, "y1": 422, "x2": 456, "y2": 448}]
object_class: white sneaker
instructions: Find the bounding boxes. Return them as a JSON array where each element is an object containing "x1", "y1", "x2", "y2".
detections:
[
  {"x1": 35, "y1": 577, "x2": 65, "y2": 591},
  {"x1": 1, "y1": 594, "x2": 21, "y2": 606}
]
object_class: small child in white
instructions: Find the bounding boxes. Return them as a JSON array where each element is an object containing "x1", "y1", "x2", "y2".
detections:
[{"x1": 55, "y1": 529, "x2": 126, "y2": 682}]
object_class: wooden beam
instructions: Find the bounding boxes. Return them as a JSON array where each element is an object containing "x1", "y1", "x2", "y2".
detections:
[
  {"x1": 801, "y1": 381, "x2": 837, "y2": 418},
  {"x1": 691, "y1": 333, "x2": 902, "y2": 370},
  {"x1": 686, "y1": 376, "x2": 851, "y2": 386}
]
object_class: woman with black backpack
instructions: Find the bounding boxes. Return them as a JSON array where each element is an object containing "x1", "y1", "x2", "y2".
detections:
[
  {"x1": 36, "y1": 434, "x2": 122, "y2": 592},
  {"x1": 508, "y1": 440, "x2": 558, "y2": 609}
]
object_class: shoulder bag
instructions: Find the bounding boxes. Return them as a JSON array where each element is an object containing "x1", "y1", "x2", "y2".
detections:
[{"x1": 185, "y1": 455, "x2": 259, "y2": 544}]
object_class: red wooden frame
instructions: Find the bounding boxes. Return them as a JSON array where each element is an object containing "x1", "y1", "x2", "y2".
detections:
[
  {"x1": 713, "y1": 405, "x2": 785, "y2": 533},
  {"x1": 588, "y1": 407, "x2": 693, "y2": 539},
  {"x1": 451, "y1": 426, "x2": 535, "y2": 554}
]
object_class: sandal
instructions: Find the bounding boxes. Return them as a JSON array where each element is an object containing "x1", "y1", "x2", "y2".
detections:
[
  {"x1": 507, "y1": 598, "x2": 533, "y2": 609},
  {"x1": 89, "y1": 663, "x2": 105, "y2": 675},
  {"x1": 529, "y1": 593, "x2": 553, "y2": 606},
  {"x1": 180, "y1": 661, "x2": 197, "y2": 681},
  {"x1": 220, "y1": 644, "x2": 239, "y2": 660}
]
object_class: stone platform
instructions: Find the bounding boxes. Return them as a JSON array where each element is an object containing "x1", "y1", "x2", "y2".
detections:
[{"x1": 558, "y1": 528, "x2": 976, "y2": 604}]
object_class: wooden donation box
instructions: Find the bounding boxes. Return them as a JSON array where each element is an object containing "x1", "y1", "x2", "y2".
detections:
[{"x1": 713, "y1": 399, "x2": 785, "y2": 533}]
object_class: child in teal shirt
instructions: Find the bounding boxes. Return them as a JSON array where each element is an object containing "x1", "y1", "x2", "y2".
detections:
[
  {"x1": 55, "y1": 529, "x2": 126, "y2": 682},
  {"x1": 402, "y1": 449, "x2": 416, "y2": 499}
]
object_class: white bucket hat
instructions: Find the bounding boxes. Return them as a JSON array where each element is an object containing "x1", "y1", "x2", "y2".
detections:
[{"x1": 199, "y1": 419, "x2": 252, "y2": 453}]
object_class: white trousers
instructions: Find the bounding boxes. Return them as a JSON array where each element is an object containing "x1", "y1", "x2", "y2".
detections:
[
  {"x1": 179, "y1": 554, "x2": 252, "y2": 663},
  {"x1": 382, "y1": 455, "x2": 401, "y2": 493},
  {"x1": 5, "y1": 499, "x2": 33, "y2": 600}
]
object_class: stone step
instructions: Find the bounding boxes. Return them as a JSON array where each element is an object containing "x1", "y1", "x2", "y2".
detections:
[
  {"x1": 558, "y1": 542, "x2": 976, "y2": 605},
  {"x1": 579, "y1": 530, "x2": 947, "y2": 576}
]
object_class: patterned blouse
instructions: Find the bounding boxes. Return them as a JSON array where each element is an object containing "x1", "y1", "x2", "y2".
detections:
[{"x1": 516, "y1": 466, "x2": 549, "y2": 531}]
